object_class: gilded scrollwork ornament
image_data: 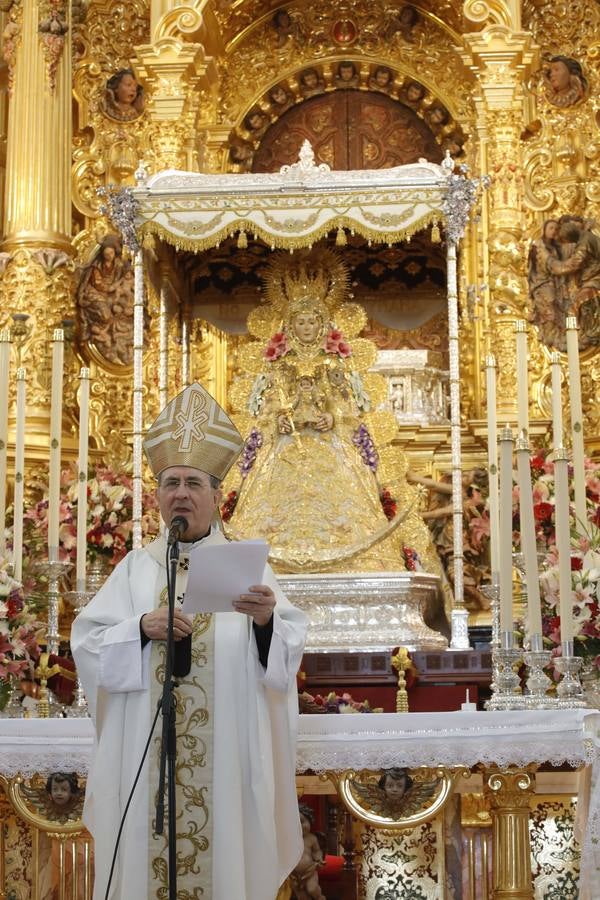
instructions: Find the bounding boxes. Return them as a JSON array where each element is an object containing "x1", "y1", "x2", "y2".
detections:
[
  {"x1": 218, "y1": 0, "x2": 474, "y2": 135},
  {"x1": 0, "y1": 249, "x2": 75, "y2": 407}
]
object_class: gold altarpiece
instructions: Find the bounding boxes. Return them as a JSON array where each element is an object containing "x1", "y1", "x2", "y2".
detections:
[{"x1": 0, "y1": 1, "x2": 598, "y2": 898}]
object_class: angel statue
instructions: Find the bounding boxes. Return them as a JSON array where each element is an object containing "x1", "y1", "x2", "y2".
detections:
[
  {"x1": 222, "y1": 247, "x2": 442, "y2": 577},
  {"x1": 349, "y1": 767, "x2": 440, "y2": 821}
]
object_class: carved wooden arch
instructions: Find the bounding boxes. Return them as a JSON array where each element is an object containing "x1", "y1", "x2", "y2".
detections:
[{"x1": 251, "y1": 89, "x2": 443, "y2": 172}]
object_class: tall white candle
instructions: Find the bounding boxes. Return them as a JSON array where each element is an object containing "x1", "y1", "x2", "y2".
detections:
[
  {"x1": 0, "y1": 330, "x2": 11, "y2": 556},
  {"x1": 13, "y1": 369, "x2": 26, "y2": 582},
  {"x1": 499, "y1": 426, "x2": 514, "y2": 634},
  {"x1": 485, "y1": 355, "x2": 500, "y2": 575},
  {"x1": 554, "y1": 448, "x2": 573, "y2": 644},
  {"x1": 48, "y1": 329, "x2": 64, "y2": 558},
  {"x1": 565, "y1": 318, "x2": 586, "y2": 535},
  {"x1": 76, "y1": 368, "x2": 90, "y2": 589},
  {"x1": 550, "y1": 351, "x2": 563, "y2": 450},
  {"x1": 515, "y1": 434, "x2": 542, "y2": 638},
  {"x1": 515, "y1": 320, "x2": 529, "y2": 438}
]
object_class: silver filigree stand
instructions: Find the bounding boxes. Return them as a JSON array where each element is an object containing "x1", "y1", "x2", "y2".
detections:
[
  {"x1": 64, "y1": 586, "x2": 94, "y2": 717},
  {"x1": 34, "y1": 557, "x2": 72, "y2": 655},
  {"x1": 523, "y1": 634, "x2": 556, "y2": 709},
  {"x1": 486, "y1": 631, "x2": 526, "y2": 710},
  {"x1": 555, "y1": 641, "x2": 586, "y2": 708},
  {"x1": 481, "y1": 575, "x2": 500, "y2": 694},
  {"x1": 449, "y1": 607, "x2": 471, "y2": 650}
]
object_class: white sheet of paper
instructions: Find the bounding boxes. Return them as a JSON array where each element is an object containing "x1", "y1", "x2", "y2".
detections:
[{"x1": 182, "y1": 539, "x2": 270, "y2": 614}]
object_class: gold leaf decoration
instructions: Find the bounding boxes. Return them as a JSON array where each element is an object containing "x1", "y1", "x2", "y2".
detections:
[
  {"x1": 348, "y1": 338, "x2": 378, "y2": 373},
  {"x1": 335, "y1": 302, "x2": 368, "y2": 338}
]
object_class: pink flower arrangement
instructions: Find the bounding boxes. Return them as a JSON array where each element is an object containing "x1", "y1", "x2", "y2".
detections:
[
  {"x1": 299, "y1": 689, "x2": 381, "y2": 713},
  {"x1": 0, "y1": 557, "x2": 42, "y2": 681},
  {"x1": 264, "y1": 327, "x2": 352, "y2": 361},
  {"x1": 323, "y1": 328, "x2": 351, "y2": 358},
  {"x1": 470, "y1": 446, "x2": 600, "y2": 666},
  {"x1": 537, "y1": 529, "x2": 600, "y2": 669},
  {"x1": 264, "y1": 332, "x2": 289, "y2": 361},
  {"x1": 24, "y1": 462, "x2": 160, "y2": 567}
]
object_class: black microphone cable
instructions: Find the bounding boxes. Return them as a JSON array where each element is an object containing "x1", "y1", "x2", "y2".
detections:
[
  {"x1": 103, "y1": 541, "x2": 179, "y2": 899},
  {"x1": 103, "y1": 699, "x2": 161, "y2": 899}
]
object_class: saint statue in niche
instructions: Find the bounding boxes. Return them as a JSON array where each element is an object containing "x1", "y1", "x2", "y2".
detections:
[
  {"x1": 527, "y1": 216, "x2": 600, "y2": 351},
  {"x1": 527, "y1": 219, "x2": 571, "y2": 351},
  {"x1": 77, "y1": 234, "x2": 144, "y2": 366},
  {"x1": 222, "y1": 247, "x2": 443, "y2": 578},
  {"x1": 102, "y1": 68, "x2": 144, "y2": 122},
  {"x1": 543, "y1": 56, "x2": 587, "y2": 108}
]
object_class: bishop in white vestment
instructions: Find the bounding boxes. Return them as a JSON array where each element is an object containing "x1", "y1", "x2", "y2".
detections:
[{"x1": 72, "y1": 383, "x2": 307, "y2": 900}]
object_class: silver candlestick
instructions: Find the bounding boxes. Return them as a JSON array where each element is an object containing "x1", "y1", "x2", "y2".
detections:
[
  {"x1": 481, "y1": 575, "x2": 500, "y2": 695},
  {"x1": 555, "y1": 641, "x2": 586, "y2": 708},
  {"x1": 523, "y1": 634, "x2": 556, "y2": 709},
  {"x1": 34, "y1": 558, "x2": 72, "y2": 655},
  {"x1": 63, "y1": 588, "x2": 94, "y2": 717},
  {"x1": 486, "y1": 631, "x2": 526, "y2": 710}
]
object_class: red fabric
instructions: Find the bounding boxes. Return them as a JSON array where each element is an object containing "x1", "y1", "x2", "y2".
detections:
[
  {"x1": 47, "y1": 654, "x2": 76, "y2": 705},
  {"x1": 319, "y1": 855, "x2": 345, "y2": 882}
]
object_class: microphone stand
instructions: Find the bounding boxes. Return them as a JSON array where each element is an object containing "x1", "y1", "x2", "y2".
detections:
[{"x1": 155, "y1": 536, "x2": 179, "y2": 900}]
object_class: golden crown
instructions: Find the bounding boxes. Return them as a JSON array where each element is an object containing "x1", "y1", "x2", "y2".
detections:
[{"x1": 263, "y1": 248, "x2": 351, "y2": 324}]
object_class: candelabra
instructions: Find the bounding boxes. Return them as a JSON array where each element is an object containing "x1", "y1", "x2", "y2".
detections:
[{"x1": 35, "y1": 558, "x2": 72, "y2": 655}]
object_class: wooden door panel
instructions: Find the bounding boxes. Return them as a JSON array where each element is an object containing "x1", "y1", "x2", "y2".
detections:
[{"x1": 252, "y1": 90, "x2": 440, "y2": 173}]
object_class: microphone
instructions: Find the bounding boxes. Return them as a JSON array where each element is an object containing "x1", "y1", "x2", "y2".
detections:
[{"x1": 167, "y1": 515, "x2": 189, "y2": 545}]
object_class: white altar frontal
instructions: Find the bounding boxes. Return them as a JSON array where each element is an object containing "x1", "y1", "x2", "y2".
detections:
[{"x1": 1, "y1": 709, "x2": 599, "y2": 899}]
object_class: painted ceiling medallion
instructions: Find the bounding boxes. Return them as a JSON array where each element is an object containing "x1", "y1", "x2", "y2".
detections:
[{"x1": 332, "y1": 18, "x2": 357, "y2": 44}]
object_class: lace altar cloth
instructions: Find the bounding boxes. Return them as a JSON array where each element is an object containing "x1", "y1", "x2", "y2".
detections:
[
  {"x1": 296, "y1": 708, "x2": 599, "y2": 772},
  {"x1": 0, "y1": 718, "x2": 93, "y2": 777},
  {"x1": 0, "y1": 709, "x2": 597, "y2": 776},
  {"x1": 1, "y1": 710, "x2": 600, "y2": 897}
]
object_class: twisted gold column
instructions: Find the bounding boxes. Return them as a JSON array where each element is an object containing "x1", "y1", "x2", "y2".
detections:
[{"x1": 484, "y1": 767, "x2": 536, "y2": 899}]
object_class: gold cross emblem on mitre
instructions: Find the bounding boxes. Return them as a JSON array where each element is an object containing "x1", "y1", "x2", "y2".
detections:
[{"x1": 143, "y1": 382, "x2": 244, "y2": 480}]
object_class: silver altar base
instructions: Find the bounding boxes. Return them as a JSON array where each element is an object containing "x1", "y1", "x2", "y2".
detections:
[{"x1": 278, "y1": 571, "x2": 447, "y2": 652}]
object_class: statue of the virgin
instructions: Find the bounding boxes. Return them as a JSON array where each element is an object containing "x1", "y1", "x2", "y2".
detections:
[{"x1": 222, "y1": 248, "x2": 440, "y2": 578}]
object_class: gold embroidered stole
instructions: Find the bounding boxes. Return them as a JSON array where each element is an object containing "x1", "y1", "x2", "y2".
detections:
[{"x1": 146, "y1": 537, "x2": 215, "y2": 899}]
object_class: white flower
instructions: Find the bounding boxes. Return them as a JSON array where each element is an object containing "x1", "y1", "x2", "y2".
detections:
[
  {"x1": 583, "y1": 550, "x2": 600, "y2": 571},
  {"x1": 540, "y1": 568, "x2": 559, "y2": 609}
]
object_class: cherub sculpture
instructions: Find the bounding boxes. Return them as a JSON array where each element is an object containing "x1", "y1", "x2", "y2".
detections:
[
  {"x1": 291, "y1": 805, "x2": 326, "y2": 900},
  {"x1": 350, "y1": 767, "x2": 440, "y2": 820}
]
